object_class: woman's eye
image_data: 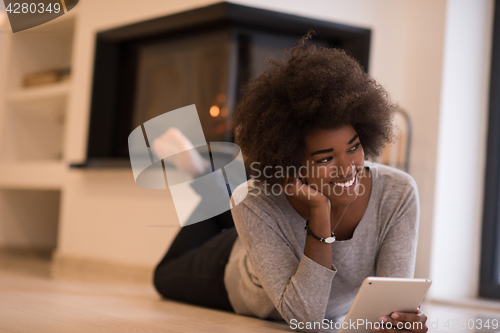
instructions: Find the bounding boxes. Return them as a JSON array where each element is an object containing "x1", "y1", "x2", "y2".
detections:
[
  {"x1": 317, "y1": 156, "x2": 332, "y2": 163},
  {"x1": 350, "y1": 142, "x2": 361, "y2": 152}
]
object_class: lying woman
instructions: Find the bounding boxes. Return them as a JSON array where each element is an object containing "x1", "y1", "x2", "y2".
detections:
[{"x1": 154, "y1": 31, "x2": 428, "y2": 333}]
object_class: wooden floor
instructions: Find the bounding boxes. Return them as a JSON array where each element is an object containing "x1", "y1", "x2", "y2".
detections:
[
  {"x1": 1, "y1": 254, "x2": 500, "y2": 333},
  {"x1": 0, "y1": 254, "x2": 291, "y2": 333}
]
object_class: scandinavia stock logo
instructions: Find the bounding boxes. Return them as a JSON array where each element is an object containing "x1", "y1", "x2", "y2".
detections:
[
  {"x1": 128, "y1": 105, "x2": 248, "y2": 227},
  {"x1": 3, "y1": 0, "x2": 79, "y2": 33}
]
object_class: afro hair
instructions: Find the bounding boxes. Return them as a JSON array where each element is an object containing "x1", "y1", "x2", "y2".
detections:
[{"x1": 232, "y1": 30, "x2": 396, "y2": 186}]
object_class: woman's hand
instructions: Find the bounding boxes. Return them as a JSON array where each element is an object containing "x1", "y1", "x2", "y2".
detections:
[
  {"x1": 284, "y1": 177, "x2": 330, "y2": 208},
  {"x1": 373, "y1": 307, "x2": 428, "y2": 332}
]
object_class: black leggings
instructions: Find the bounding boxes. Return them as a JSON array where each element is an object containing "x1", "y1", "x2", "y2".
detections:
[{"x1": 153, "y1": 209, "x2": 238, "y2": 312}]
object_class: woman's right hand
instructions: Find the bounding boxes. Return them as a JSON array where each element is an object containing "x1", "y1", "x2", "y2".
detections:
[
  {"x1": 287, "y1": 177, "x2": 333, "y2": 270},
  {"x1": 284, "y1": 177, "x2": 330, "y2": 208}
]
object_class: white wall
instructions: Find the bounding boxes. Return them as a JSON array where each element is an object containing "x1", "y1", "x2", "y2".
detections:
[
  {"x1": 394, "y1": 0, "x2": 447, "y2": 280},
  {"x1": 430, "y1": 0, "x2": 494, "y2": 300}
]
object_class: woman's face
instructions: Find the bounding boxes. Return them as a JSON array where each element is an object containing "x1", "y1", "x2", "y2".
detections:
[{"x1": 301, "y1": 125, "x2": 365, "y2": 205}]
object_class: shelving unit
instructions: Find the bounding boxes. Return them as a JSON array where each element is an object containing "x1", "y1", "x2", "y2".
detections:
[
  {"x1": 8, "y1": 81, "x2": 71, "y2": 103},
  {"x1": 0, "y1": 9, "x2": 77, "y2": 176},
  {"x1": 0, "y1": 9, "x2": 78, "y2": 252}
]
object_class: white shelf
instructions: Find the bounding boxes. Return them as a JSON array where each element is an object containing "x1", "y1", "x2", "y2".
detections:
[
  {"x1": 7, "y1": 81, "x2": 71, "y2": 104},
  {"x1": 0, "y1": 161, "x2": 66, "y2": 190},
  {"x1": 7, "y1": 21, "x2": 74, "y2": 92}
]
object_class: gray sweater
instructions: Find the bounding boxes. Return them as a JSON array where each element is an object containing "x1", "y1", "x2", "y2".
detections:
[{"x1": 224, "y1": 161, "x2": 420, "y2": 329}]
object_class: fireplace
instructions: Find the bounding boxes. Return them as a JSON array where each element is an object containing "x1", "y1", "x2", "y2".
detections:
[{"x1": 74, "y1": 2, "x2": 371, "y2": 168}]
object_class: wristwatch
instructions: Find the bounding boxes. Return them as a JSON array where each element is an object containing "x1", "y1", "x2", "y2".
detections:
[{"x1": 304, "y1": 220, "x2": 336, "y2": 243}]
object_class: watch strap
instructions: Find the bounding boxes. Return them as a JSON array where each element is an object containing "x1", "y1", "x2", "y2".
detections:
[{"x1": 304, "y1": 220, "x2": 336, "y2": 243}]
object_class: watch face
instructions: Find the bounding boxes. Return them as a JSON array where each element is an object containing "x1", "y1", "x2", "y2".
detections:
[{"x1": 325, "y1": 236, "x2": 336, "y2": 243}]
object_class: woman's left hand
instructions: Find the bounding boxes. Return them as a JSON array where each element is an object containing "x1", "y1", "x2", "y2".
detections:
[{"x1": 373, "y1": 307, "x2": 428, "y2": 332}]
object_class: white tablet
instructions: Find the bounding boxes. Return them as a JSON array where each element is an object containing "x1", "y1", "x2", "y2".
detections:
[{"x1": 338, "y1": 277, "x2": 432, "y2": 333}]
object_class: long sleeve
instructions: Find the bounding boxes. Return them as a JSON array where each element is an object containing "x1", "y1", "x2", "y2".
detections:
[
  {"x1": 375, "y1": 181, "x2": 420, "y2": 278},
  {"x1": 232, "y1": 201, "x2": 337, "y2": 329}
]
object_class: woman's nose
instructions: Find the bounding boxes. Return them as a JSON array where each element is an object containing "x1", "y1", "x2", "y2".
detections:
[{"x1": 335, "y1": 156, "x2": 355, "y2": 177}]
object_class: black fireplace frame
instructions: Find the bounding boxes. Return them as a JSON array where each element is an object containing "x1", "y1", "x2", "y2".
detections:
[{"x1": 73, "y1": 2, "x2": 371, "y2": 168}]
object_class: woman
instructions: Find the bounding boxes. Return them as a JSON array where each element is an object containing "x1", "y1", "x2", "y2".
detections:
[{"x1": 154, "y1": 31, "x2": 428, "y2": 333}]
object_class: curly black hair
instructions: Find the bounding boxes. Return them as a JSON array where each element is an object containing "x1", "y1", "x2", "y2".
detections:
[{"x1": 232, "y1": 30, "x2": 396, "y2": 186}]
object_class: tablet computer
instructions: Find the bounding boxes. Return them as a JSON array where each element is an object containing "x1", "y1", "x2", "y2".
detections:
[{"x1": 338, "y1": 277, "x2": 432, "y2": 333}]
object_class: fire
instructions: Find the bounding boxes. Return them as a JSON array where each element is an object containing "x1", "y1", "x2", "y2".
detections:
[{"x1": 210, "y1": 106, "x2": 220, "y2": 117}]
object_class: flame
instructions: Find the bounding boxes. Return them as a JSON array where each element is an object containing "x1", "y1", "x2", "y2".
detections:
[{"x1": 210, "y1": 106, "x2": 220, "y2": 117}]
